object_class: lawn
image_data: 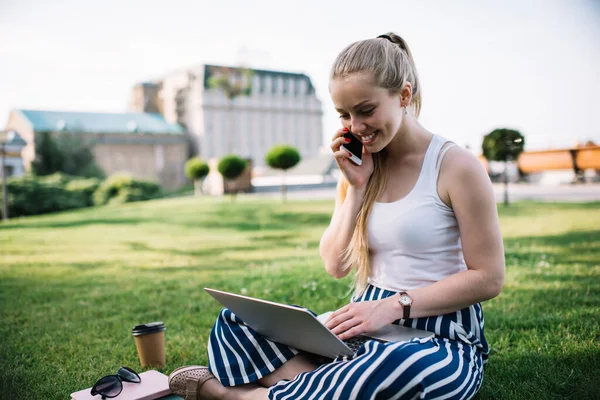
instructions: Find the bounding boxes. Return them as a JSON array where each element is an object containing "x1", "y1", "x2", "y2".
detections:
[{"x1": 0, "y1": 196, "x2": 598, "y2": 399}]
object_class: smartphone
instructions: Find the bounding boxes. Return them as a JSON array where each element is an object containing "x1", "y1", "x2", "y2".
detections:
[{"x1": 341, "y1": 132, "x2": 363, "y2": 166}]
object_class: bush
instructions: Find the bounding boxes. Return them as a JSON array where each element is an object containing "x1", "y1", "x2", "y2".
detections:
[
  {"x1": 185, "y1": 158, "x2": 210, "y2": 196},
  {"x1": 66, "y1": 178, "x2": 102, "y2": 207},
  {"x1": 217, "y1": 155, "x2": 247, "y2": 180},
  {"x1": 0, "y1": 172, "x2": 161, "y2": 219},
  {"x1": 93, "y1": 174, "x2": 162, "y2": 206},
  {"x1": 1, "y1": 175, "x2": 87, "y2": 218},
  {"x1": 41, "y1": 172, "x2": 73, "y2": 186},
  {"x1": 265, "y1": 145, "x2": 301, "y2": 202},
  {"x1": 265, "y1": 145, "x2": 301, "y2": 171},
  {"x1": 184, "y1": 158, "x2": 210, "y2": 181}
]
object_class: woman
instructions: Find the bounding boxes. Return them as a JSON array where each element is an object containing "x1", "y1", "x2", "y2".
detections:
[{"x1": 169, "y1": 32, "x2": 505, "y2": 400}]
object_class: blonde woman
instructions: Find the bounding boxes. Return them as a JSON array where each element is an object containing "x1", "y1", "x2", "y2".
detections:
[{"x1": 169, "y1": 33, "x2": 505, "y2": 399}]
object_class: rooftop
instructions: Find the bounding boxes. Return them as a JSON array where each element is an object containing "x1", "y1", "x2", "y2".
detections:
[{"x1": 17, "y1": 109, "x2": 185, "y2": 135}]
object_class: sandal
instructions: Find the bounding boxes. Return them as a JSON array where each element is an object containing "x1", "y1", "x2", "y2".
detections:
[{"x1": 168, "y1": 365, "x2": 216, "y2": 400}]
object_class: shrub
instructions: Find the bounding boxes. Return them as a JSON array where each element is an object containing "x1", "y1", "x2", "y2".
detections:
[
  {"x1": 185, "y1": 158, "x2": 210, "y2": 181},
  {"x1": 265, "y1": 145, "x2": 301, "y2": 202},
  {"x1": 265, "y1": 145, "x2": 301, "y2": 171},
  {"x1": 65, "y1": 178, "x2": 102, "y2": 207},
  {"x1": 1, "y1": 175, "x2": 87, "y2": 218},
  {"x1": 217, "y1": 155, "x2": 247, "y2": 180},
  {"x1": 93, "y1": 174, "x2": 162, "y2": 206},
  {"x1": 41, "y1": 172, "x2": 73, "y2": 186},
  {"x1": 185, "y1": 158, "x2": 210, "y2": 196}
]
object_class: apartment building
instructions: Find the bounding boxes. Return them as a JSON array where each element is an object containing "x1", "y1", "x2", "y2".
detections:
[{"x1": 130, "y1": 64, "x2": 324, "y2": 167}]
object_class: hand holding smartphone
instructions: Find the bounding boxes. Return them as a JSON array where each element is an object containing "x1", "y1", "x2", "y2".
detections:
[{"x1": 341, "y1": 132, "x2": 363, "y2": 166}]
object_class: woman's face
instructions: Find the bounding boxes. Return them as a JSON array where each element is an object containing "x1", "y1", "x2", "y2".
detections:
[{"x1": 330, "y1": 72, "x2": 403, "y2": 153}]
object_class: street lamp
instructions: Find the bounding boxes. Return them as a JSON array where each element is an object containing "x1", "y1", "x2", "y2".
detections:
[{"x1": 0, "y1": 130, "x2": 27, "y2": 221}]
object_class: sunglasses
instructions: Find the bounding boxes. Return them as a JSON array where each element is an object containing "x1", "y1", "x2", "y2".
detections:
[{"x1": 90, "y1": 366, "x2": 141, "y2": 399}]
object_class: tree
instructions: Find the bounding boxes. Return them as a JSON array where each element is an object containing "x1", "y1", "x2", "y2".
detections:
[
  {"x1": 184, "y1": 157, "x2": 210, "y2": 196},
  {"x1": 31, "y1": 132, "x2": 63, "y2": 176},
  {"x1": 265, "y1": 145, "x2": 301, "y2": 202},
  {"x1": 217, "y1": 155, "x2": 247, "y2": 202},
  {"x1": 207, "y1": 66, "x2": 254, "y2": 154},
  {"x1": 56, "y1": 132, "x2": 104, "y2": 178},
  {"x1": 482, "y1": 128, "x2": 525, "y2": 206},
  {"x1": 32, "y1": 131, "x2": 104, "y2": 178}
]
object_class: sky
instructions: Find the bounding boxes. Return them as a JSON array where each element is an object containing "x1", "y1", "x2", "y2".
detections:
[{"x1": 1, "y1": 0, "x2": 599, "y2": 152}]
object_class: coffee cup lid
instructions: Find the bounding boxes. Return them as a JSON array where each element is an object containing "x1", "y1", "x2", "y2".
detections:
[{"x1": 132, "y1": 321, "x2": 166, "y2": 336}]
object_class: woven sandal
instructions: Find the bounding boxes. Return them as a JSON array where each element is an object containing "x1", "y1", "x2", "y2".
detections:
[{"x1": 168, "y1": 365, "x2": 216, "y2": 400}]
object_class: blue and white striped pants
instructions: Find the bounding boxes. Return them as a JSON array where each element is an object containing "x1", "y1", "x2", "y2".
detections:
[{"x1": 207, "y1": 285, "x2": 488, "y2": 399}]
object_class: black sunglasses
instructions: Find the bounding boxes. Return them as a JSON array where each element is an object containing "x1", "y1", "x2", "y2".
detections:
[{"x1": 90, "y1": 366, "x2": 141, "y2": 399}]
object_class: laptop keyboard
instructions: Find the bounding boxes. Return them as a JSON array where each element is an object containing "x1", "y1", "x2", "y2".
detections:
[{"x1": 343, "y1": 336, "x2": 372, "y2": 353}]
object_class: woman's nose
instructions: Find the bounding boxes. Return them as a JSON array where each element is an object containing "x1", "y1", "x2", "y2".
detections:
[{"x1": 350, "y1": 117, "x2": 366, "y2": 134}]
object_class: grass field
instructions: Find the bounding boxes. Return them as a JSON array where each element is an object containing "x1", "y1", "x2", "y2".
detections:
[{"x1": 0, "y1": 196, "x2": 599, "y2": 399}]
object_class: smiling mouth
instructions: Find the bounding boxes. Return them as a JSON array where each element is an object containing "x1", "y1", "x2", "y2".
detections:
[{"x1": 358, "y1": 130, "x2": 379, "y2": 144}]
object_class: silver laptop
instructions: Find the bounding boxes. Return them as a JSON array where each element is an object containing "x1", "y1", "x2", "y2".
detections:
[{"x1": 204, "y1": 288, "x2": 433, "y2": 359}]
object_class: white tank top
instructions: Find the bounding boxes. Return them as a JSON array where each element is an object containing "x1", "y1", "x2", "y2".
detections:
[{"x1": 367, "y1": 134, "x2": 466, "y2": 292}]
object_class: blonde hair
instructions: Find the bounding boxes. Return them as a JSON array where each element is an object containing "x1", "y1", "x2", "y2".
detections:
[{"x1": 331, "y1": 32, "x2": 422, "y2": 296}]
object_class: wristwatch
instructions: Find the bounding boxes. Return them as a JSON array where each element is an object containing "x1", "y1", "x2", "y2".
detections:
[{"x1": 398, "y1": 292, "x2": 412, "y2": 319}]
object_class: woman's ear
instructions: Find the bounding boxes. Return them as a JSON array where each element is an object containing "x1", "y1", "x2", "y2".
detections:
[{"x1": 400, "y1": 83, "x2": 413, "y2": 107}]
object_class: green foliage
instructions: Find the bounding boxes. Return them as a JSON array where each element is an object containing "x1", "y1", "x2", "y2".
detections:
[
  {"x1": 0, "y1": 171, "x2": 160, "y2": 219},
  {"x1": 1, "y1": 174, "x2": 88, "y2": 218},
  {"x1": 482, "y1": 128, "x2": 525, "y2": 162},
  {"x1": 40, "y1": 172, "x2": 72, "y2": 186},
  {"x1": 92, "y1": 173, "x2": 162, "y2": 206},
  {"x1": 31, "y1": 131, "x2": 105, "y2": 178},
  {"x1": 207, "y1": 67, "x2": 254, "y2": 100},
  {"x1": 65, "y1": 177, "x2": 102, "y2": 207},
  {"x1": 184, "y1": 157, "x2": 210, "y2": 181},
  {"x1": 265, "y1": 145, "x2": 301, "y2": 171},
  {"x1": 217, "y1": 155, "x2": 247, "y2": 180},
  {"x1": 31, "y1": 132, "x2": 63, "y2": 176}
]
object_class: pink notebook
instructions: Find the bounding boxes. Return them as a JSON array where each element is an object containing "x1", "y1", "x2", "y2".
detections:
[{"x1": 71, "y1": 370, "x2": 171, "y2": 400}]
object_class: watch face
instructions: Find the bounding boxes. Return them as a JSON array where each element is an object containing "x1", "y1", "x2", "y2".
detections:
[{"x1": 400, "y1": 294, "x2": 411, "y2": 306}]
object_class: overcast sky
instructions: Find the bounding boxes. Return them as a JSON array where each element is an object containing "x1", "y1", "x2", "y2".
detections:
[{"x1": 1, "y1": 0, "x2": 599, "y2": 152}]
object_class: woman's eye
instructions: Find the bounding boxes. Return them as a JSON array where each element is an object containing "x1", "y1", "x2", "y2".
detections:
[
  {"x1": 361, "y1": 109, "x2": 374, "y2": 115},
  {"x1": 338, "y1": 114, "x2": 350, "y2": 120}
]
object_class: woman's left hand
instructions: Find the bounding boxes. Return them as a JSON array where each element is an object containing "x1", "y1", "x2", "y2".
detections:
[{"x1": 324, "y1": 297, "x2": 397, "y2": 340}]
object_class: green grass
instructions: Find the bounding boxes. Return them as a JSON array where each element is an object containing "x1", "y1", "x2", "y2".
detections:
[{"x1": 0, "y1": 197, "x2": 598, "y2": 399}]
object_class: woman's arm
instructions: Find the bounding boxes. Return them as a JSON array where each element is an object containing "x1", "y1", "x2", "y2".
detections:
[
  {"x1": 326, "y1": 147, "x2": 505, "y2": 339},
  {"x1": 320, "y1": 127, "x2": 375, "y2": 279},
  {"x1": 405, "y1": 146, "x2": 505, "y2": 316},
  {"x1": 319, "y1": 182, "x2": 366, "y2": 278}
]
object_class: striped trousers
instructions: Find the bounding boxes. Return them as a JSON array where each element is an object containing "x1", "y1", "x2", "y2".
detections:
[{"x1": 207, "y1": 285, "x2": 488, "y2": 399}]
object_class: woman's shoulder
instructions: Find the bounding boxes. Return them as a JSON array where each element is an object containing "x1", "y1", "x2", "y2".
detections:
[
  {"x1": 437, "y1": 142, "x2": 493, "y2": 205},
  {"x1": 438, "y1": 142, "x2": 487, "y2": 178}
]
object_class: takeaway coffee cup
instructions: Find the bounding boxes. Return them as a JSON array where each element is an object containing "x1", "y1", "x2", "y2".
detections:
[{"x1": 132, "y1": 322, "x2": 166, "y2": 368}]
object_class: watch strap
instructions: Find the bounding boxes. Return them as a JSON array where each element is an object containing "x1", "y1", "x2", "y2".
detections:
[{"x1": 399, "y1": 292, "x2": 411, "y2": 319}]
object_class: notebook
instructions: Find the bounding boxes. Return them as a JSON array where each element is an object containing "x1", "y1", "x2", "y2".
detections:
[
  {"x1": 71, "y1": 370, "x2": 171, "y2": 400},
  {"x1": 204, "y1": 288, "x2": 433, "y2": 359}
]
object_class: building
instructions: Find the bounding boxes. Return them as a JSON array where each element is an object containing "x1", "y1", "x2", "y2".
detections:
[
  {"x1": 0, "y1": 130, "x2": 27, "y2": 178},
  {"x1": 130, "y1": 64, "x2": 324, "y2": 167},
  {"x1": 4, "y1": 109, "x2": 188, "y2": 189}
]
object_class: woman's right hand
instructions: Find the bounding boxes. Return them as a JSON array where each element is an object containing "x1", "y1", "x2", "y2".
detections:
[{"x1": 331, "y1": 128, "x2": 374, "y2": 190}]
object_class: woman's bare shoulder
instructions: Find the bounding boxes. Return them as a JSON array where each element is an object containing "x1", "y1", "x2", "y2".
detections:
[{"x1": 438, "y1": 145, "x2": 492, "y2": 207}]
